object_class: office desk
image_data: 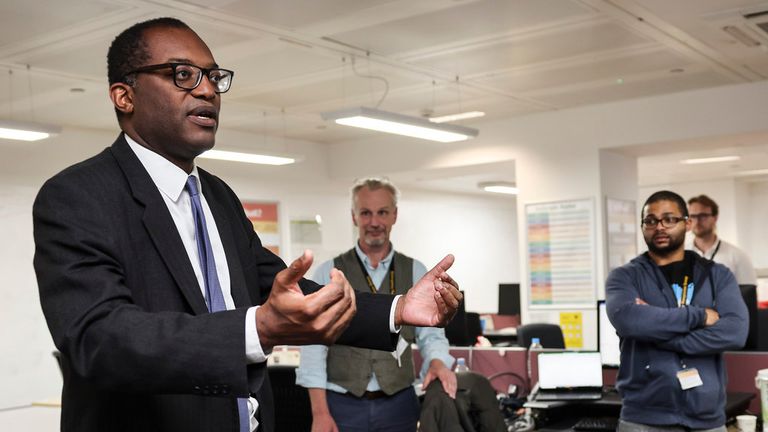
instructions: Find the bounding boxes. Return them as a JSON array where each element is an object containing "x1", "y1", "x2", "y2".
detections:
[{"x1": 527, "y1": 392, "x2": 754, "y2": 431}]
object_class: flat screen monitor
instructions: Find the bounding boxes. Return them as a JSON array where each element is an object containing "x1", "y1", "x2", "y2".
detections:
[
  {"x1": 444, "y1": 291, "x2": 469, "y2": 346},
  {"x1": 597, "y1": 300, "x2": 621, "y2": 367},
  {"x1": 740, "y1": 284, "x2": 758, "y2": 351},
  {"x1": 498, "y1": 283, "x2": 521, "y2": 316}
]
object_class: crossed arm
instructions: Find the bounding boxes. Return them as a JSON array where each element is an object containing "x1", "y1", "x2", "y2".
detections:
[{"x1": 604, "y1": 267, "x2": 747, "y2": 356}]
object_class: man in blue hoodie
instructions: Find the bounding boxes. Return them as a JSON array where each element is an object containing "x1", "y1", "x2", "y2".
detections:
[{"x1": 606, "y1": 190, "x2": 747, "y2": 432}]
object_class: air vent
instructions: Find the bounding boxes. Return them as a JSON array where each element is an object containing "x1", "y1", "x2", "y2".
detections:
[
  {"x1": 738, "y1": 10, "x2": 768, "y2": 44},
  {"x1": 723, "y1": 25, "x2": 761, "y2": 46}
]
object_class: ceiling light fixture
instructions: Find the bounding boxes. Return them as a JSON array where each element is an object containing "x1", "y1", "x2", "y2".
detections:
[
  {"x1": 428, "y1": 111, "x2": 485, "y2": 123},
  {"x1": 680, "y1": 155, "x2": 741, "y2": 165},
  {"x1": 733, "y1": 168, "x2": 768, "y2": 177},
  {"x1": 199, "y1": 149, "x2": 296, "y2": 165},
  {"x1": 478, "y1": 181, "x2": 518, "y2": 195},
  {"x1": 321, "y1": 107, "x2": 478, "y2": 142},
  {"x1": 0, "y1": 119, "x2": 62, "y2": 141}
]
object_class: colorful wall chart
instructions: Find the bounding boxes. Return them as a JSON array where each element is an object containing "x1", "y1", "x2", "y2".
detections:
[
  {"x1": 242, "y1": 201, "x2": 281, "y2": 256},
  {"x1": 526, "y1": 198, "x2": 596, "y2": 306}
]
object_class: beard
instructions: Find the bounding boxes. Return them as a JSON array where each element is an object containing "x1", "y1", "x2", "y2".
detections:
[
  {"x1": 645, "y1": 231, "x2": 685, "y2": 256},
  {"x1": 363, "y1": 236, "x2": 386, "y2": 247}
]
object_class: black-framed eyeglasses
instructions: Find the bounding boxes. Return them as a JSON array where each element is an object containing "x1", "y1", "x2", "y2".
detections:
[
  {"x1": 641, "y1": 215, "x2": 687, "y2": 229},
  {"x1": 689, "y1": 213, "x2": 713, "y2": 221},
  {"x1": 124, "y1": 62, "x2": 234, "y2": 93}
]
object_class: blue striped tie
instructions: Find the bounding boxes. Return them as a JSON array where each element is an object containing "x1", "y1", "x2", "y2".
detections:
[{"x1": 186, "y1": 176, "x2": 250, "y2": 432}]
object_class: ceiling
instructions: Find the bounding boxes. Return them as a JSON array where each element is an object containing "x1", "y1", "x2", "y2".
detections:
[{"x1": 2, "y1": 0, "x2": 768, "y2": 192}]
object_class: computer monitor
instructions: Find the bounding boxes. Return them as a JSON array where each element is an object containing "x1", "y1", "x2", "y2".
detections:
[
  {"x1": 498, "y1": 283, "x2": 521, "y2": 316},
  {"x1": 597, "y1": 300, "x2": 621, "y2": 367},
  {"x1": 739, "y1": 284, "x2": 758, "y2": 351},
  {"x1": 444, "y1": 291, "x2": 470, "y2": 346}
]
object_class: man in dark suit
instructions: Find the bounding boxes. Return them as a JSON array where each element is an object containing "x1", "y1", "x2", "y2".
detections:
[{"x1": 32, "y1": 18, "x2": 461, "y2": 432}]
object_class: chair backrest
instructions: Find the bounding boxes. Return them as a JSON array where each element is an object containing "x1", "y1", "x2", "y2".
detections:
[{"x1": 516, "y1": 323, "x2": 565, "y2": 348}]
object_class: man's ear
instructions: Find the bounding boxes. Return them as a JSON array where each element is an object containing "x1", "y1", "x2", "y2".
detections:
[
  {"x1": 351, "y1": 209, "x2": 358, "y2": 227},
  {"x1": 109, "y1": 82, "x2": 134, "y2": 115}
]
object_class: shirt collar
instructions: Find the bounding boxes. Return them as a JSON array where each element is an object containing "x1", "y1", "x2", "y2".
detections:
[
  {"x1": 354, "y1": 242, "x2": 395, "y2": 270},
  {"x1": 124, "y1": 134, "x2": 199, "y2": 202}
]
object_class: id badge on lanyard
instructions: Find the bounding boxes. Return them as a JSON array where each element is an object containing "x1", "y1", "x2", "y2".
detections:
[{"x1": 672, "y1": 275, "x2": 694, "y2": 307}]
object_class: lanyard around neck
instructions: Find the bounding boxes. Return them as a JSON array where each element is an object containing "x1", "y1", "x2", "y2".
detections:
[
  {"x1": 708, "y1": 239, "x2": 722, "y2": 261},
  {"x1": 353, "y1": 252, "x2": 395, "y2": 294}
]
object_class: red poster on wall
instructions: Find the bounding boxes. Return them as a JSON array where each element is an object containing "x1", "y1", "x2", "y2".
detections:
[{"x1": 242, "y1": 201, "x2": 280, "y2": 256}]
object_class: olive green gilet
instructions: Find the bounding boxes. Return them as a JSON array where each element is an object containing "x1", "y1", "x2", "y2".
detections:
[{"x1": 326, "y1": 248, "x2": 416, "y2": 397}]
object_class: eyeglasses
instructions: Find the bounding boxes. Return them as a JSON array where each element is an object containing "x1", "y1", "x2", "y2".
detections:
[
  {"x1": 689, "y1": 213, "x2": 713, "y2": 221},
  {"x1": 641, "y1": 215, "x2": 688, "y2": 229},
  {"x1": 124, "y1": 62, "x2": 234, "y2": 93}
]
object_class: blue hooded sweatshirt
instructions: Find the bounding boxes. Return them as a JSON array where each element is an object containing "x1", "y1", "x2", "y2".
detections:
[{"x1": 605, "y1": 251, "x2": 747, "y2": 428}]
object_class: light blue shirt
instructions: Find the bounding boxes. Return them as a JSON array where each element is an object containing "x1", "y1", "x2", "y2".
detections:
[{"x1": 296, "y1": 244, "x2": 454, "y2": 393}]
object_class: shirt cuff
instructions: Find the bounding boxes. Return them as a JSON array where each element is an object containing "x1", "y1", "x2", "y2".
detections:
[
  {"x1": 390, "y1": 294, "x2": 402, "y2": 333},
  {"x1": 245, "y1": 306, "x2": 270, "y2": 363}
]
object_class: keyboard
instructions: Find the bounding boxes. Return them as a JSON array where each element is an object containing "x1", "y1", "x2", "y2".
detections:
[
  {"x1": 536, "y1": 391, "x2": 602, "y2": 401},
  {"x1": 572, "y1": 417, "x2": 619, "y2": 431}
]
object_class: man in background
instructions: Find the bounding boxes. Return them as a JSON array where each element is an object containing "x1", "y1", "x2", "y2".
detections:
[
  {"x1": 606, "y1": 190, "x2": 747, "y2": 431},
  {"x1": 297, "y1": 178, "x2": 456, "y2": 432},
  {"x1": 687, "y1": 194, "x2": 757, "y2": 285}
]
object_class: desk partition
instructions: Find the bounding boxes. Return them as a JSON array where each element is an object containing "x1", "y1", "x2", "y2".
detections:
[{"x1": 414, "y1": 347, "x2": 767, "y2": 413}]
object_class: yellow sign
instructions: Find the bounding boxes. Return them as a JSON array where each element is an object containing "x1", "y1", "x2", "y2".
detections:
[{"x1": 559, "y1": 312, "x2": 583, "y2": 348}]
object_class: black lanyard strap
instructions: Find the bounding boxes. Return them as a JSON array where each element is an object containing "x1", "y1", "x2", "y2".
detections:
[
  {"x1": 353, "y1": 252, "x2": 395, "y2": 294},
  {"x1": 709, "y1": 239, "x2": 722, "y2": 261}
]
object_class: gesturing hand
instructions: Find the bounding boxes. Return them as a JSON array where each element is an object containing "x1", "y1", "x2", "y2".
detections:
[
  {"x1": 256, "y1": 250, "x2": 357, "y2": 350},
  {"x1": 397, "y1": 254, "x2": 461, "y2": 327},
  {"x1": 422, "y1": 359, "x2": 457, "y2": 399}
]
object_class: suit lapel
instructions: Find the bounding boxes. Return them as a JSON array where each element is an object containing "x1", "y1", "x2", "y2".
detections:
[
  {"x1": 110, "y1": 135, "x2": 209, "y2": 314},
  {"x1": 199, "y1": 172, "x2": 252, "y2": 308}
]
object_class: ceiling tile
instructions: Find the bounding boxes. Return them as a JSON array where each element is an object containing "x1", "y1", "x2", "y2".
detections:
[{"x1": 326, "y1": 0, "x2": 594, "y2": 55}]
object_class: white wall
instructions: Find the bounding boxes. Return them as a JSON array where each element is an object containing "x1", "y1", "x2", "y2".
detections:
[{"x1": 744, "y1": 181, "x2": 768, "y2": 270}]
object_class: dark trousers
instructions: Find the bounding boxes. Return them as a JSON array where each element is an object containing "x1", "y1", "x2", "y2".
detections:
[{"x1": 327, "y1": 387, "x2": 420, "y2": 432}]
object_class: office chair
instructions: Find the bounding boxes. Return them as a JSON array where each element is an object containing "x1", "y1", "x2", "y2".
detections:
[
  {"x1": 516, "y1": 323, "x2": 565, "y2": 349},
  {"x1": 268, "y1": 365, "x2": 312, "y2": 432}
]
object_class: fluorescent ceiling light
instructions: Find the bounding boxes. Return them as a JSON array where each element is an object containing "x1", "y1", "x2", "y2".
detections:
[
  {"x1": 0, "y1": 119, "x2": 62, "y2": 141},
  {"x1": 428, "y1": 111, "x2": 485, "y2": 123},
  {"x1": 479, "y1": 181, "x2": 518, "y2": 195},
  {"x1": 734, "y1": 168, "x2": 768, "y2": 177},
  {"x1": 321, "y1": 107, "x2": 478, "y2": 143},
  {"x1": 680, "y1": 155, "x2": 740, "y2": 165},
  {"x1": 199, "y1": 149, "x2": 295, "y2": 165}
]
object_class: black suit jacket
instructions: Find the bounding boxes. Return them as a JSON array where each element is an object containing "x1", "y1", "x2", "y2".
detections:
[{"x1": 33, "y1": 135, "x2": 397, "y2": 432}]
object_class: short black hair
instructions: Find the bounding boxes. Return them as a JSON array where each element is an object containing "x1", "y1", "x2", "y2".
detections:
[
  {"x1": 688, "y1": 194, "x2": 719, "y2": 217},
  {"x1": 107, "y1": 17, "x2": 191, "y2": 86},
  {"x1": 642, "y1": 190, "x2": 688, "y2": 218}
]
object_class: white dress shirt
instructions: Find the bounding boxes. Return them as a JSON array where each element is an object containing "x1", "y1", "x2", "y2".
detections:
[{"x1": 126, "y1": 136, "x2": 262, "y2": 431}]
